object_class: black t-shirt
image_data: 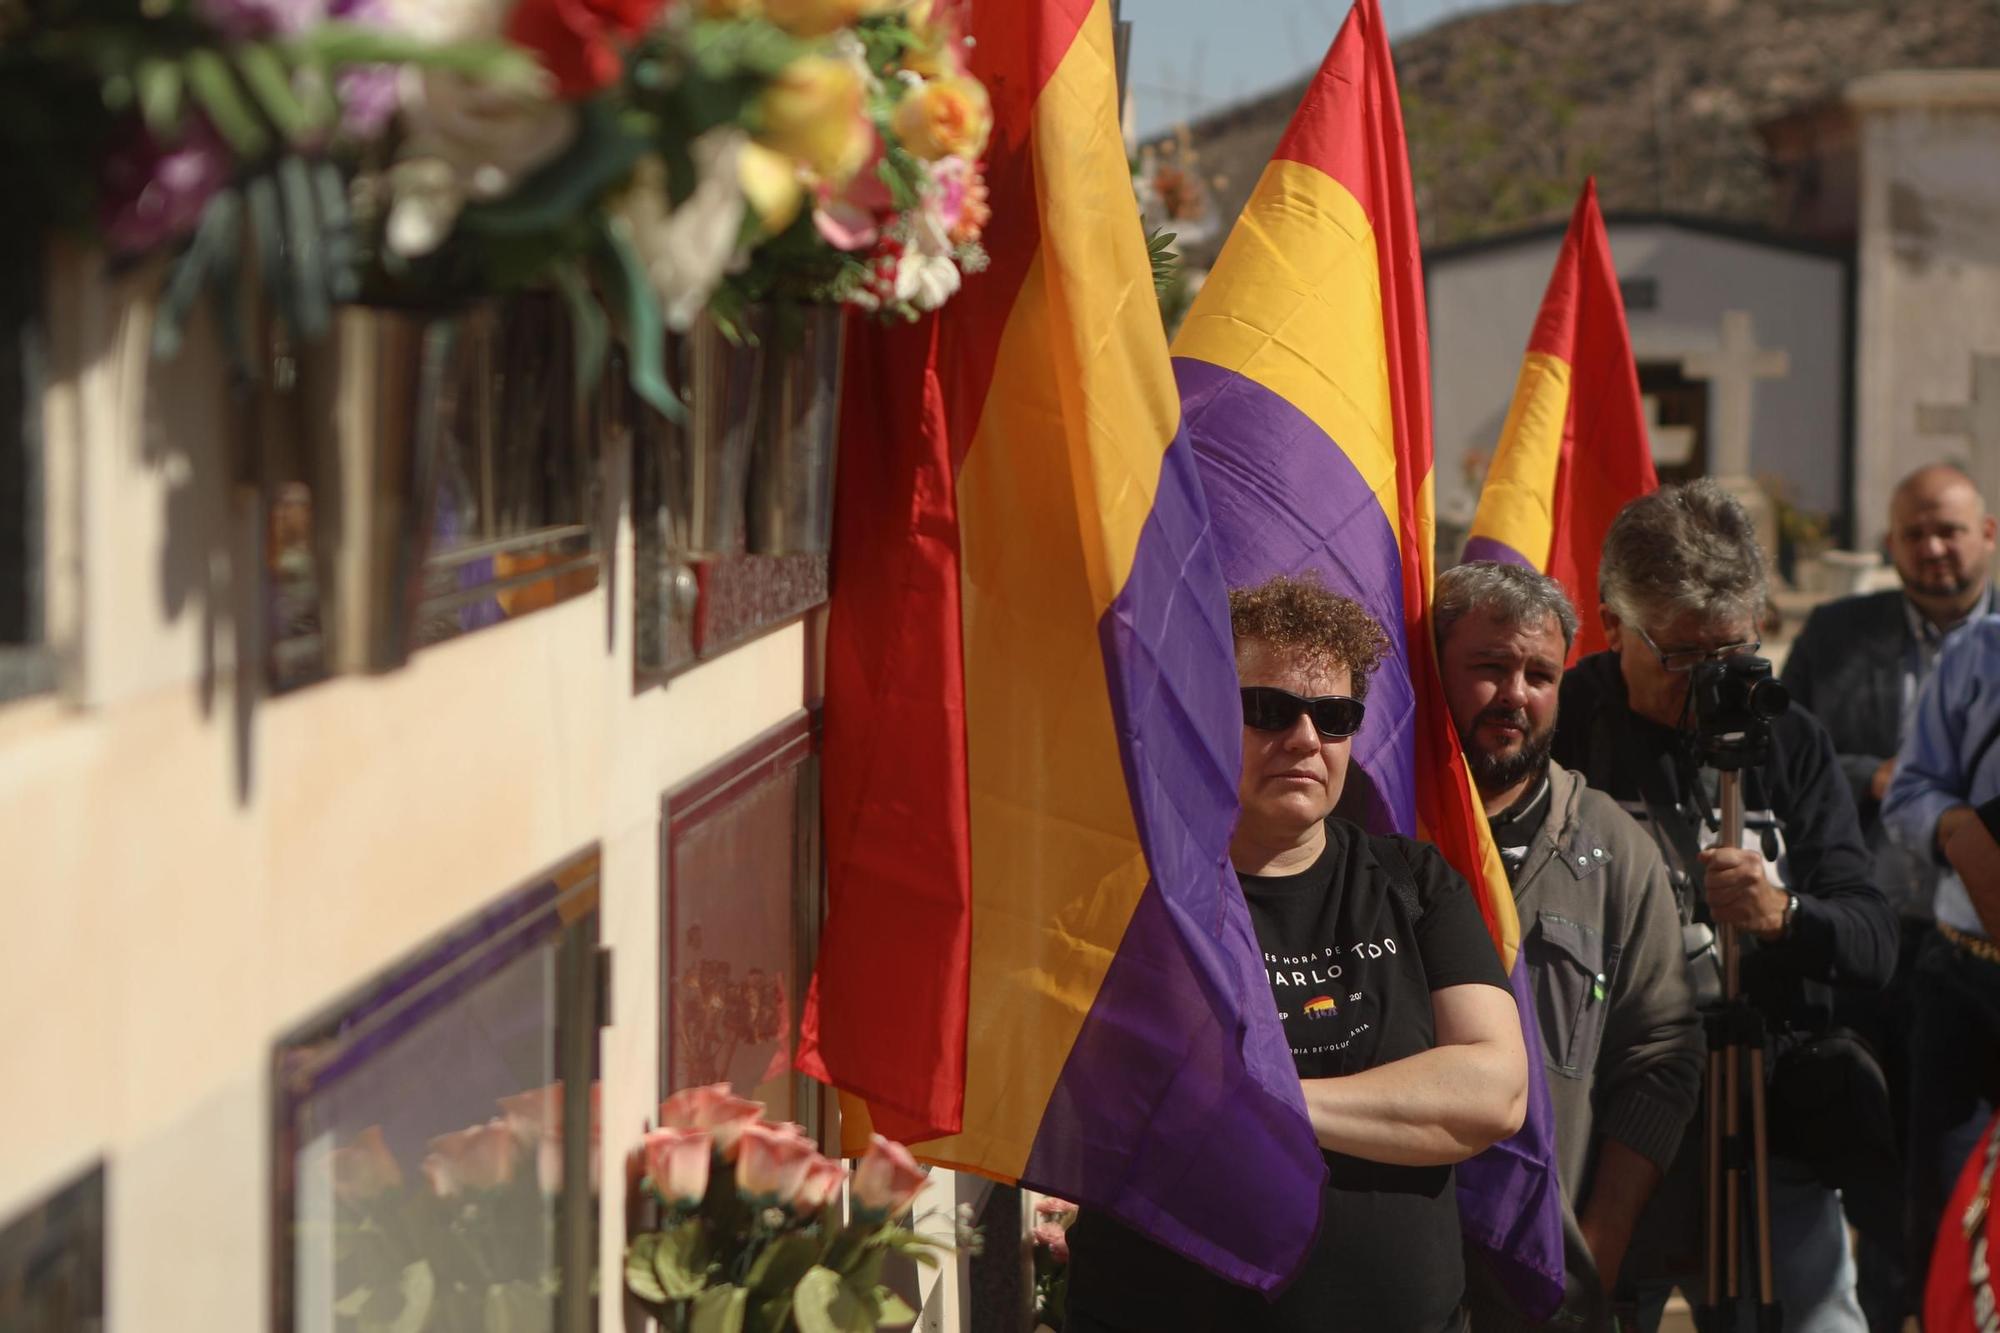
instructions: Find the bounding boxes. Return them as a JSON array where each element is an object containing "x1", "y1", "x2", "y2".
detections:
[{"x1": 1065, "y1": 818, "x2": 1510, "y2": 1333}]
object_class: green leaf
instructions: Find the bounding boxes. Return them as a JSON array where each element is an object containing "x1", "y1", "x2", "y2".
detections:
[
  {"x1": 287, "y1": 23, "x2": 541, "y2": 90},
  {"x1": 153, "y1": 189, "x2": 241, "y2": 361},
  {"x1": 183, "y1": 48, "x2": 270, "y2": 160},
  {"x1": 592, "y1": 218, "x2": 684, "y2": 423},
  {"x1": 136, "y1": 56, "x2": 184, "y2": 140},
  {"x1": 460, "y1": 103, "x2": 644, "y2": 238},
  {"x1": 245, "y1": 171, "x2": 293, "y2": 336},
  {"x1": 312, "y1": 158, "x2": 359, "y2": 303},
  {"x1": 278, "y1": 155, "x2": 331, "y2": 339},
  {"x1": 552, "y1": 262, "x2": 609, "y2": 406},
  {"x1": 651, "y1": 1217, "x2": 713, "y2": 1301},
  {"x1": 481, "y1": 1280, "x2": 545, "y2": 1333},
  {"x1": 691, "y1": 1284, "x2": 749, "y2": 1333},
  {"x1": 745, "y1": 1232, "x2": 823, "y2": 1298},
  {"x1": 354, "y1": 1262, "x2": 434, "y2": 1333},
  {"x1": 625, "y1": 1234, "x2": 669, "y2": 1305},
  {"x1": 873, "y1": 1288, "x2": 917, "y2": 1328},
  {"x1": 792, "y1": 1267, "x2": 876, "y2": 1333},
  {"x1": 236, "y1": 43, "x2": 320, "y2": 145}
]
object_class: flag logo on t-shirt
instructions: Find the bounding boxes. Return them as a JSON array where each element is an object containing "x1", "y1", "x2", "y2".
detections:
[{"x1": 1302, "y1": 996, "x2": 1339, "y2": 1019}]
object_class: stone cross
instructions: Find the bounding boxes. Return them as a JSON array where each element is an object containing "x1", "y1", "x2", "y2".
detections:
[
  {"x1": 1642, "y1": 394, "x2": 1697, "y2": 467},
  {"x1": 1917, "y1": 352, "x2": 2000, "y2": 505},
  {"x1": 1681, "y1": 311, "x2": 1790, "y2": 479}
]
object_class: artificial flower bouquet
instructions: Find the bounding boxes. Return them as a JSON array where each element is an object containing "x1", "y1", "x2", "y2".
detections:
[
  {"x1": 1029, "y1": 1194, "x2": 1074, "y2": 1333},
  {"x1": 2, "y1": 0, "x2": 992, "y2": 418},
  {"x1": 627, "y1": 1082, "x2": 969, "y2": 1333}
]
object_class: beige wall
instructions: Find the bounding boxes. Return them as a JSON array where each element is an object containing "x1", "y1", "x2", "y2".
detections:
[
  {"x1": 0, "y1": 254, "x2": 834, "y2": 1329},
  {"x1": 1851, "y1": 71, "x2": 2000, "y2": 550}
]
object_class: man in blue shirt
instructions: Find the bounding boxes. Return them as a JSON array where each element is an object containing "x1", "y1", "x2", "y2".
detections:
[{"x1": 1882, "y1": 614, "x2": 2000, "y2": 1304}]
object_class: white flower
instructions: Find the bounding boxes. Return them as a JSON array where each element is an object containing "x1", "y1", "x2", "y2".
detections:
[
  {"x1": 611, "y1": 132, "x2": 750, "y2": 331},
  {"x1": 894, "y1": 210, "x2": 961, "y2": 311},
  {"x1": 380, "y1": 0, "x2": 509, "y2": 43},
  {"x1": 384, "y1": 67, "x2": 577, "y2": 257}
]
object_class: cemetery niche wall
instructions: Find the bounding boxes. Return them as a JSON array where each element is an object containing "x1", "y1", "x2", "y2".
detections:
[
  {"x1": 273, "y1": 848, "x2": 605, "y2": 1333},
  {"x1": 660, "y1": 711, "x2": 823, "y2": 1139}
]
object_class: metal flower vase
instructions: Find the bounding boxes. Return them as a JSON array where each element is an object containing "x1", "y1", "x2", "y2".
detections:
[{"x1": 747, "y1": 304, "x2": 847, "y2": 556}]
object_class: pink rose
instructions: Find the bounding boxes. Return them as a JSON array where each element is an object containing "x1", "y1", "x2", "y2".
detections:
[
  {"x1": 421, "y1": 1119, "x2": 518, "y2": 1196},
  {"x1": 1033, "y1": 1195, "x2": 1077, "y2": 1223},
  {"x1": 850, "y1": 1134, "x2": 927, "y2": 1219},
  {"x1": 498, "y1": 1082, "x2": 564, "y2": 1144},
  {"x1": 658, "y1": 1084, "x2": 766, "y2": 1161},
  {"x1": 1031, "y1": 1220, "x2": 1070, "y2": 1263},
  {"x1": 735, "y1": 1123, "x2": 820, "y2": 1206},
  {"x1": 331, "y1": 1125, "x2": 403, "y2": 1204},
  {"x1": 642, "y1": 1126, "x2": 713, "y2": 1208},
  {"x1": 792, "y1": 1155, "x2": 847, "y2": 1215}
]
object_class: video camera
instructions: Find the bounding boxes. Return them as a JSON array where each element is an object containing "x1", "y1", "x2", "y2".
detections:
[{"x1": 1689, "y1": 654, "x2": 1790, "y2": 771}]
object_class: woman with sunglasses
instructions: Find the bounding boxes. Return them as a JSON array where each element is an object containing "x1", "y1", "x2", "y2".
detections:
[{"x1": 1065, "y1": 572, "x2": 1528, "y2": 1333}]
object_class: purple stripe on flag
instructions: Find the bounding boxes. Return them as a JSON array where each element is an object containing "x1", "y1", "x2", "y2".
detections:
[
  {"x1": 1021, "y1": 421, "x2": 1325, "y2": 1295},
  {"x1": 1173, "y1": 354, "x2": 1417, "y2": 838},
  {"x1": 1459, "y1": 534, "x2": 1536, "y2": 569},
  {"x1": 1456, "y1": 957, "x2": 1567, "y2": 1320}
]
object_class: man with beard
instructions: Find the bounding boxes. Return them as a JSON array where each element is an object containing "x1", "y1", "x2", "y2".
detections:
[
  {"x1": 1780, "y1": 462, "x2": 1995, "y2": 1328},
  {"x1": 1436, "y1": 562, "x2": 1702, "y2": 1332}
]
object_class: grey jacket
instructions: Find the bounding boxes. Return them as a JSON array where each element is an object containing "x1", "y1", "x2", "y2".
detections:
[{"x1": 1467, "y1": 761, "x2": 1704, "y2": 1331}]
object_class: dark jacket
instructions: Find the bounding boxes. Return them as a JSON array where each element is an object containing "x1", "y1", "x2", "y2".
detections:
[
  {"x1": 1465, "y1": 762, "x2": 1702, "y2": 1333},
  {"x1": 1551, "y1": 651, "x2": 1896, "y2": 1023},
  {"x1": 1780, "y1": 588, "x2": 1909, "y2": 812}
]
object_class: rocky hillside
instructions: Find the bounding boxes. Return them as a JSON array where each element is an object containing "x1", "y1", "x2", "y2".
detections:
[{"x1": 1160, "y1": 0, "x2": 2000, "y2": 264}]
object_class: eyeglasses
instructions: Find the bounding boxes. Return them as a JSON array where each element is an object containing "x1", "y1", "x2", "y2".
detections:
[
  {"x1": 1632, "y1": 625, "x2": 1762, "y2": 674},
  {"x1": 1240, "y1": 686, "x2": 1367, "y2": 739}
]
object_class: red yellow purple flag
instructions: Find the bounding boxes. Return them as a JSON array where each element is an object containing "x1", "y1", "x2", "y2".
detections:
[
  {"x1": 1169, "y1": 0, "x2": 1567, "y2": 1316},
  {"x1": 1463, "y1": 179, "x2": 1660, "y2": 659},
  {"x1": 799, "y1": 0, "x2": 1325, "y2": 1294}
]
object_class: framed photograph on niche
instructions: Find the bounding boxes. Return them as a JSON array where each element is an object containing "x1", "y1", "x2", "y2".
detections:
[
  {"x1": 661, "y1": 711, "x2": 822, "y2": 1138},
  {"x1": 271, "y1": 847, "x2": 605, "y2": 1333}
]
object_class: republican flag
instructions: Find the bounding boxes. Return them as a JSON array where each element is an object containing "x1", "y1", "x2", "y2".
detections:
[
  {"x1": 798, "y1": 0, "x2": 1325, "y2": 1294},
  {"x1": 1463, "y1": 178, "x2": 1659, "y2": 659},
  {"x1": 1169, "y1": 0, "x2": 1566, "y2": 1317}
]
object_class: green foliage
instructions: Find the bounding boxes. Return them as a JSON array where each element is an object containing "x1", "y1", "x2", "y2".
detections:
[{"x1": 1146, "y1": 227, "x2": 1180, "y2": 299}]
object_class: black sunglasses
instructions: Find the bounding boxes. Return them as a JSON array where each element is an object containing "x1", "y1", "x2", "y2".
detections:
[{"x1": 1240, "y1": 686, "x2": 1367, "y2": 739}]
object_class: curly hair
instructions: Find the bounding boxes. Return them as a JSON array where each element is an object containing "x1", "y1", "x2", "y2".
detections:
[{"x1": 1228, "y1": 572, "x2": 1390, "y2": 700}]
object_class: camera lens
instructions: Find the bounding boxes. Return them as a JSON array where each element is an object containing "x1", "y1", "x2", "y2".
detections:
[{"x1": 1746, "y1": 676, "x2": 1790, "y2": 720}]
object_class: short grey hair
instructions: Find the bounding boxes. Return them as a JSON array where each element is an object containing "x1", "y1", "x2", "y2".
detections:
[
  {"x1": 1598, "y1": 479, "x2": 1766, "y2": 628},
  {"x1": 1434, "y1": 561, "x2": 1579, "y2": 652}
]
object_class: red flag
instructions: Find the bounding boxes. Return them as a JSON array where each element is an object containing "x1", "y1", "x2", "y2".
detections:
[{"x1": 1463, "y1": 179, "x2": 1659, "y2": 659}]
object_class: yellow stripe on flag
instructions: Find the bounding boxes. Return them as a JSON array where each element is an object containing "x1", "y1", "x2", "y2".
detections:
[
  {"x1": 1172, "y1": 158, "x2": 1401, "y2": 537},
  {"x1": 1466, "y1": 350, "x2": 1573, "y2": 569},
  {"x1": 911, "y1": 0, "x2": 1182, "y2": 1180}
]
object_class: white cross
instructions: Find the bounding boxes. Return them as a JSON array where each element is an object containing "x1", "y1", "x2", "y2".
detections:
[
  {"x1": 1643, "y1": 394, "x2": 1697, "y2": 467},
  {"x1": 1681, "y1": 311, "x2": 1790, "y2": 478},
  {"x1": 1917, "y1": 353, "x2": 2000, "y2": 506}
]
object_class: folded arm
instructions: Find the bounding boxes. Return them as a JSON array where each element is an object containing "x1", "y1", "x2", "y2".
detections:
[{"x1": 1299, "y1": 981, "x2": 1526, "y2": 1167}]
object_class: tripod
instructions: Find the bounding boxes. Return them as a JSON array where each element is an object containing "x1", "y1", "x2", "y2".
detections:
[{"x1": 1696, "y1": 766, "x2": 1781, "y2": 1333}]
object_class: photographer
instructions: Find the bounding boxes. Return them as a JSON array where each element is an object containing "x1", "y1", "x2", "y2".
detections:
[{"x1": 1550, "y1": 480, "x2": 1897, "y2": 1332}]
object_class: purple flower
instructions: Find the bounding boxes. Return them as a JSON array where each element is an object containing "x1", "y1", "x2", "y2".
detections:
[
  {"x1": 329, "y1": 0, "x2": 402, "y2": 142},
  {"x1": 194, "y1": 0, "x2": 326, "y2": 38},
  {"x1": 98, "y1": 116, "x2": 235, "y2": 257}
]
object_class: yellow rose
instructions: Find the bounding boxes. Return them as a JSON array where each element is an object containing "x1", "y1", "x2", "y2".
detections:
[
  {"x1": 757, "y1": 55, "x2": 874, "y2": 184},
  {"x1": 759, "y1": 0, "x2": 865, "y2": 36},
  {"x1": 697, "y1": 0, "x2": 762, "y2": 14},
  {"x1": 890, "y1": 75, "x2": 991, "y2": 162},
  {"x1": 738, "y1": 140, "x2": 804, "y2": 234}
]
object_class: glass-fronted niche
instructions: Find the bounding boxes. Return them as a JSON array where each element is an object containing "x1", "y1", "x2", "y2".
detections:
[
  {"x1": 273, "y1": 848, "x2": 604, "y2": 1333},
  {"x1": 0, "y1": 1164, "x2": 104, "y2": 1332},
  {"x1": 661, "y1": 712, "x2": 822, "y2": 1139},
  {"x1": 264, "y1": 296, "x2": 605, "y2": 692}
]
